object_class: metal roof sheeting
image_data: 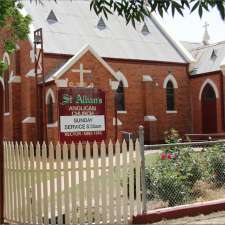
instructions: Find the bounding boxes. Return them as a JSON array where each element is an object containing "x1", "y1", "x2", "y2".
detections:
[
  {"x1": 22, "y1": 0, "x2": 187, "y2": 63},
  {"x1": 188, "y1": 42, "x2": 225, "y2": 75}
]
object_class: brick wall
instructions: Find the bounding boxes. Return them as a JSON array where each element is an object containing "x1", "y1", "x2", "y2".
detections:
[
  {"x1": 2, "y1": 38, "x2": 224, "y2": 144},
  {"x1": 190, "y1": 72, "x2": 223, "y2": 134}
]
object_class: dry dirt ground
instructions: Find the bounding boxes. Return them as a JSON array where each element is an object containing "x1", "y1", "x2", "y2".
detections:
[{"x1": 151, "y1": 211, "x2": 225, "y2": 224}]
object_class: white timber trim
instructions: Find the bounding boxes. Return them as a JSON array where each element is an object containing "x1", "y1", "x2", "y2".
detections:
[
  {"x1": 46, "y1": 88, "x2": 56, "y2": 104},
  {"x1": 142, "y1": 75, "x2": 153, "y2": 82},
  {"x1": 144, "y1": 115, "x2": 157, "y2": 121},
  {"x1": 199, "y1": 78, "x2": 219, "y2": 100},
  {"x1": 55, "y1": 79, "x2": 68, "y2": 87},
  {"x1": 115, "y1": 70, "x2": 128, "y2": 87},
  {"x1": 22, "y1": 117, "x2": 36, "y2": 124},
  {"x1": 166, "y1": 110, "x2": 178, "y2": 114},
  {"x1": 3, "y1": 52, "x2": 10, "y2": 65},
  {"x1": 113, "y1": 117, "x2": 122, "y2": 126},
  {"x1": 150, "y1": 12, "x2": 195, "y2": 64},
  {"x1": 163, "y1": 73, "x2": 178, "y2": 89},
  {"x1": 46, "y1": 44, "x2": 118, "y2": 82},
  {"x1": 47, "y1": 121, "x2": 58, "y2": 128},
  {"x1": 117, "y1": 111, "x2": 127, "y2": 114}
]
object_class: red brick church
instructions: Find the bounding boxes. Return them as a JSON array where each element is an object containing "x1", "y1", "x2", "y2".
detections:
[{"x1": 1, "y1": 1, "x2": 225, "y2": 144}]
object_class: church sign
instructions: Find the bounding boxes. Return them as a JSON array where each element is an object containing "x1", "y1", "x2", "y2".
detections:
[{"x1": 58, "y1": 88, "x2": 106, "y2": 143}]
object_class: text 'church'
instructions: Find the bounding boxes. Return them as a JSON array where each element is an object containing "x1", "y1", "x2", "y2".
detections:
[{"x1": 1, "y1": 1, "x2": 225, "y2": 144}]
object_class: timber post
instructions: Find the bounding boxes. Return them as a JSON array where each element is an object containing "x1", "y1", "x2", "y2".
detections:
[{"x1": 139, "y1": 125, "x2": 147, "y2": 213}]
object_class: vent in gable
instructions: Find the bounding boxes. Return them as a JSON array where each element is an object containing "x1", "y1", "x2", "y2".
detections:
[
  {"x1": 210, "y1": 49, "x2": 217, "y2": 61},
  {"x1": 97, "y1": 17, "x2": 106, "y2": 30},
  {"x1": 141, "y1": 23, "x2": 150, "y2": 35},
  {"x1": 47, "y1": 10, "x2": 58, "y2": 23}
]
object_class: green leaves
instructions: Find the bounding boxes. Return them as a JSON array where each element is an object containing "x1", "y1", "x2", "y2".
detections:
[
  {"x1": 0, "y1": 0, "x2": 31, "y2": 54},
  {"x1": 0, "y1": 60, "x2": 8, "y2": 77},
  {"x1": 90, "y1": 0, "x2": 225, "y2": 26}
]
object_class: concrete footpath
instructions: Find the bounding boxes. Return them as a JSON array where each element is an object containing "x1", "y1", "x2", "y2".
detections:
[{"x1": 152, "y1": 211, "x2": 225, "y2": 224}]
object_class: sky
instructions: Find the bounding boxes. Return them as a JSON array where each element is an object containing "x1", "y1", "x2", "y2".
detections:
[{"x1": 157, "y1": 7, "x2": 225, "y2": 44}]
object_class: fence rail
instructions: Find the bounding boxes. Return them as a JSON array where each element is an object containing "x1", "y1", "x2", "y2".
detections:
[
  {"x1": 144, "y1": 139, "x2": 225, "y2": 151},
  {"x1": 143, "y1": 138, "x2": 225, "y2": 211},
  {"x1": 4, "y1": 140, "x2": 142, "y2": 224}
]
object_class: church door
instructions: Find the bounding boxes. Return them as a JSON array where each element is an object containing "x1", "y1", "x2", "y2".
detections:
[{"x1": 201, "y1": 84, "x2": 217, "y2": 133}]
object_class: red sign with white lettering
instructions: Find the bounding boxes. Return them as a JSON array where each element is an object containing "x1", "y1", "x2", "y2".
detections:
[{"x1": 58, "y1": 87, "x2": 106, "y2": 143}]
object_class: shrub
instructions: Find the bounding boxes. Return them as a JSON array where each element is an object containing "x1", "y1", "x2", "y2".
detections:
[
  {"x1": 206, "y1": 145, "x2": 225, "y2": 187},
  {"x1": 156, "y1": 170, "x2": 188, "y2": 206},
  {"x1": 146, "y1": 148, "x2": 203, "y2": 206}
]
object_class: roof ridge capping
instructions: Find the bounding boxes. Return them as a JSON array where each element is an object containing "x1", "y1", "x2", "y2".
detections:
[
  {"x1": 49, "y1": 44, "x2": 118, "y2": 82},
  {"x1": 149, "y1": 11, "x2": 196, "y2": 64}
]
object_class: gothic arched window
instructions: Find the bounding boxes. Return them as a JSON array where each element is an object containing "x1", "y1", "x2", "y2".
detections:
[
  {"x1": 116, "y1": 81, "x2": 125, "y2": 111},
  {"x1": 4, "y1": 62, "x2": 9, "y2": 113},
  {"x1": 47, "y1": 95, "x2": 54, "y2": 124},
  {"x1": 166, "y1": 80, "x2": 175, "y2": 111}
]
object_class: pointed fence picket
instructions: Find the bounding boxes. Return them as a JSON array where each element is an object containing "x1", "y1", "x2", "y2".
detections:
[{"x1": 3, "y1": 139, "x2": 142, "y2": 224}]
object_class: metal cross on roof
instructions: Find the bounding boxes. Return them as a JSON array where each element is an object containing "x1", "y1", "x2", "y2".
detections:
[
  {"x1": 202, "y1": 21, "x2": 210, "y2": 45},
  {"x1": 203, "y1": 21, "x2": 209, "y2": 29},
  {"x1": 72, "y1": 64, "x2": 91, "y2": 87}
]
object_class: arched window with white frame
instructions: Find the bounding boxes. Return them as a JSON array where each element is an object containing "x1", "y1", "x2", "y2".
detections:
[
  {"x1": 46, "y1": 89, "x2": 55, "y2": 124},
  {"x1": 116, "y1": 81, "x2": 125, "y2": 111},
  {"x1": 163, "y1": 73, "x2": 178, "y2": 111},
  {"x1": 166, "y1": 80, "x2": 175, "y2": 111}
]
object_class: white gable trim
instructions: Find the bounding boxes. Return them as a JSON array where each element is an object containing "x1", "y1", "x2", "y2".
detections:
[
  {"x1": 50, "y1": 44, "x2": 118, "y2": 82},
  {"x1": 150, "y1": 12, "x2": 195, "y2": 64},
  {"x1": 163, "y1": 73, "x2": 178, "y2": 89},
  {"x1": 46, "y1": 88, "x2": 56, "y2": 104},
  {"x1": 199, "y1": 79, "x2": 219, "y2": 100}
]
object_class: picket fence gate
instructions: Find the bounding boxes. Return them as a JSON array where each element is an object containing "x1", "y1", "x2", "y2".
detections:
[{"x1": 3, "y1": 140, "x2": 142, "y2": 224}]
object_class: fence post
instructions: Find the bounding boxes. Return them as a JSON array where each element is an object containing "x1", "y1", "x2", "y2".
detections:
[{"x1": 139, "y1": 125, "x2": 147, "y2": 213}]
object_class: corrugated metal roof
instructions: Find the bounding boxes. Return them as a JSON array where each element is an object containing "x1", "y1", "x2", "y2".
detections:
[
  {"x1": 188, "y1": 41, "x2": 225, "y2": 75},
  {"x1": 22, "y1": 0, "x2": 187, "y2": 63},
  {"x1": 181, "y1": 41, "x2": 203, "y2": 51}
]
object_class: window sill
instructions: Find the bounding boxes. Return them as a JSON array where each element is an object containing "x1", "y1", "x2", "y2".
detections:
[
  {"x1": 166, "y1": 110, "x2": 177, "y2": 114},
  {"x1": 117, "y1": 111, "x2": 127, "y2": 114},
  {"x1": 47, "y1": 122, "x2": 58, "y2": 128},
  {"x1": 4, "y1": 112, "x2": 10, "y2": 116}
]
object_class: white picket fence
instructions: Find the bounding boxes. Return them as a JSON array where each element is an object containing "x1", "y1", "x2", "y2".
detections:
[{"x1": 3, "y1": 140, "x2": 142, "y2": 224}]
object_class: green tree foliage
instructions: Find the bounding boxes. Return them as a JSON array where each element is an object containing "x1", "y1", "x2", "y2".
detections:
[
  {"x1": 90, "y1": 0, "x2": 225, "y2": 26},
  {"x1": 0, "y1": 0, "x2": 224, "y2": 76},
  {"x1": 0, "y1": 0, "x2": 31, "y2": 76}
]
